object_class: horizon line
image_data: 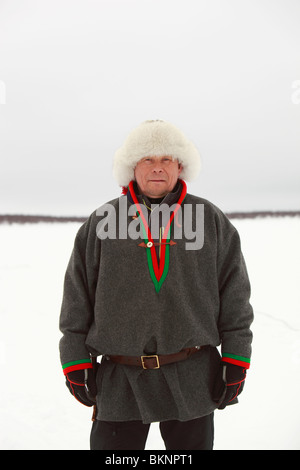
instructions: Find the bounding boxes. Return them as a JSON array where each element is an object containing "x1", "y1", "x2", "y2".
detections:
[{"x1": 0, "y1": 211, "x2": 300, "y2": 224}]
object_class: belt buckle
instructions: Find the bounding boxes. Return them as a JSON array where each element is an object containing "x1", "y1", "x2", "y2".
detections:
[{"x1": 141, "y1": 354, "x2": 160, "y2": 369}]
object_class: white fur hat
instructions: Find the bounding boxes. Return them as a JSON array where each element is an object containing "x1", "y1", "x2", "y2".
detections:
[{"x1": 112, "y1": 120, "x2": 201, "y2": 187}]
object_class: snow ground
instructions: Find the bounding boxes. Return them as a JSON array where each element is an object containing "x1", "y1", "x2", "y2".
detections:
[{"x1": 0, "y1": 217, "x2": 299, "y2": 450}]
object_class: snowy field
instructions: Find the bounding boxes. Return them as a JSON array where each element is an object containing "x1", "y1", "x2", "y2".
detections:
[{"x1": 0, "y1": 216, "x2": 299, "y2": 450}]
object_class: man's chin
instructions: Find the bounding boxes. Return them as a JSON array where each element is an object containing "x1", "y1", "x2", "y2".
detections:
[{"x1": 145, "y1": 181, "x2": 169, "y2": 197}]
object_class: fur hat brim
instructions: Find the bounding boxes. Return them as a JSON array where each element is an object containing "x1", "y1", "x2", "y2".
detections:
[{"x1": 112, "y1": 120, "x2": 201, "y2": 187}]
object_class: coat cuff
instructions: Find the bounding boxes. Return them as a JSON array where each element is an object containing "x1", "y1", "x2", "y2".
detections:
[
  {"x1": 222, "y1": 353, "x2": 251, "y2": 369},
  {"x1": 62, "y1": 358, "x2": 93, "y2": 375}
]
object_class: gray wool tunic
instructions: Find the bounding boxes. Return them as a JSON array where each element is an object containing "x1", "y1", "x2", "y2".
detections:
[{"x1": 59, "y1": 181, "x2": 253, "y2": 423}]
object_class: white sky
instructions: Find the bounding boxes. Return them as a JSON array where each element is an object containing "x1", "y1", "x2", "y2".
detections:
[{"x1": 0, "y1": 0, "x2": 299, "y2": 216}]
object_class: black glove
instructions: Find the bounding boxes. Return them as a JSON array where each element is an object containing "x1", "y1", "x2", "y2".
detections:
[
  {"x1": 213, "y1": 363, "x2": 246, "y2": 410},
  {"x1": 66, "y1": 368, "x2": 97, "y2": 407}
]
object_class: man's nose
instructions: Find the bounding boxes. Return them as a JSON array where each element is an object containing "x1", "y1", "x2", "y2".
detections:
[{"x1": 152, "y1": 162, "x2": 164, "y2": 172}]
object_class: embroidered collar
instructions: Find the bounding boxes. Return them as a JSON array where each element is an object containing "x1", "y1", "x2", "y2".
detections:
[{"x1": 126, "y1": 179, "x2": 187, "y2": 292}]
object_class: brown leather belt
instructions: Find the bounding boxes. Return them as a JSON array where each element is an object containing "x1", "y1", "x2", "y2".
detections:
[{"x1": 106, "y1": 346, "x2": 202, "y2": 370}]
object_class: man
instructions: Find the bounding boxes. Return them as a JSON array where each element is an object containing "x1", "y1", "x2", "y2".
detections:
[{"x1": 59, "y1": 120, "x2": 253, "y2": 450}]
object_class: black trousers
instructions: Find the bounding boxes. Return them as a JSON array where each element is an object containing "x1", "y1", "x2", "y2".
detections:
[{"x1": 90, "y1": 413, "x2": 214, "y2": 450}]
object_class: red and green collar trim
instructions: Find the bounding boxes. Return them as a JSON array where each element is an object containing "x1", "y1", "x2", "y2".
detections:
[{"x1": 128, "y1": 179, "x2": 187, "y2": 293}]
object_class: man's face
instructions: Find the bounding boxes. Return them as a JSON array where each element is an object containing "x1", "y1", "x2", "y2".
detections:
[{"x1": 134, "y1": 156, "x2": 183, "y2": 198}]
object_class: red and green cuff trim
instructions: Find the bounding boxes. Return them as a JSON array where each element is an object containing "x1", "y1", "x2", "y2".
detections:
[
  {"x1": 62, "y1": 359, "x2": 92, "y2": 375},
  {"x1": 222, "y1": 353, "x2": 251, "y2": 369},
  {"x1": 128, "y1": 179, "x2": 187, "y2": 293}
]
